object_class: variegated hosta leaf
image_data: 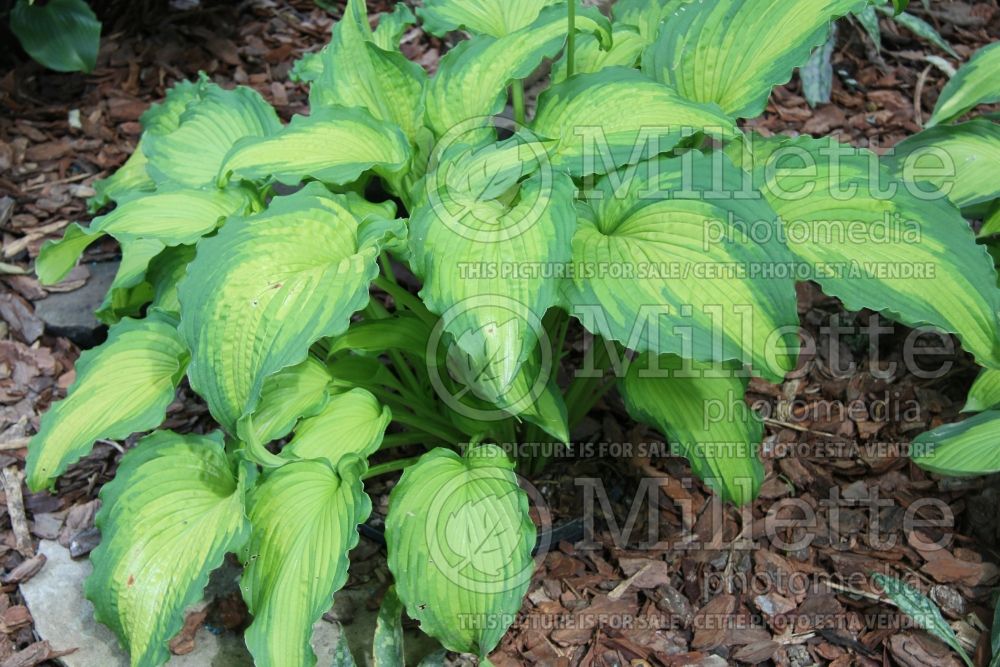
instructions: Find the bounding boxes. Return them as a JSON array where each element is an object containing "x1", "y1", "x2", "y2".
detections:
[
  {"x1": 282, "y1": 388, "x2": 391, "y2": 466},
  {"x1": 250, "y1": 356, "x2": 335, "y2": 446},
  {"x1": 179, "y1": 183, "x2": 404, "y2": 433},
  {"x1": 87, "y1": 78, "x2": 206, "y2": 209},
  {"x1": 740, "y1": 134, "x2": 1000, "y2": 369},
  {"x1": 146, "y1": 244, "x2": 197, "y2": 315},
  {"x1": 94, "y1": 238, "x2": 164, "y2": 324},
  {"x1": 927, "y1": 41, "x2": 1000, "y2": 127},
  {"x1": 551, "y1": 27, "x2": 645, "y2": 84},
  {"x1": 385, "y1": 445, "x2": 535, "y2": 656},
  {"x1": 240, "y1": 456, "x2": 371, "y2": 667},
  {"x1": 424, "y1": 3, "x2": 612, "y2": 137},
  {"x1": 308, "y1": 0, "x2": 427, "y2": 144},
  {"x1": 326, "y1": 314, "x2": 433, "y2": 359},
  {"x1": 912, "y1": 411, "x2": 1000, "y2": 476},
  {"x1": 964, "y1": 368, "x2": 1000, "y2": 413},
  {"x1": 437, "y1": 338, "x2": 569, "y2": 442},
  {"x1": 87, "y1": 431, "x2": 250, "y2": 667},
  {"x1": 563, "y1": 153, "x2": 799, "y2": 383},
  {"x1": 983, "y1": 202, "x2": 1000, "y2": 239},
  {"x1": 36, "y1": 186, "x2": 251, "y2": 285},
  {"x1": 142, "y1": 81, "x2": 281, "y2": 187},
  {"x1": 887, "y1": 119, "x2": 1000, "y2": 210},
  {"x1": 531, "y1": 68, "x2": 737, "y2": 177},
  {"x1": 143, "y1": 77, "x2": 209, "y2": 134},
  {"x1": 613, "y1": 0, "x2": 682, "y2": 42},
  {"x1": 372, "y1": 3, "x2": 417, "y2": 50},
  {"x1": 417, "y1": 0, "x2": 560, "y2": 38},
  {"x1": 25, "y1": 313, "x2": 188, "y2": 491},
  {"x1": 88, "y1": 145, "x2": 155, "y2": 211},
  {"x1": 621, "y1": 354, "x2": 763, "y2": 505},
  {"x1": 641, "y1": 0, "x2": 866, "y2": 119},
  {"x1": 410, "y1": 145, "x2": 575, "y2": 403},
  {"x1": 218, "y1": 106, "x2": 411, "y2": 187}
]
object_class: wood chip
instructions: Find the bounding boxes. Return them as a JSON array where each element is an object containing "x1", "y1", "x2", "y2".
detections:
[{"x1": 1, "y1": 468, "x2": 34, "y2": 557}]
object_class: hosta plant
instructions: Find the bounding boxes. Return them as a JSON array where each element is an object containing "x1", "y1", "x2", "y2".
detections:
[{"x1": 27, "y1": 0, "x2": 1000, "y2": 664}]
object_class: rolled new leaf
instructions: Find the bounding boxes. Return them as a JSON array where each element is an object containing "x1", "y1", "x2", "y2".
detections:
[
  {"x1": 240, "y1": 456, "x2": 371, "y2": 667},
  {"x1": 386, "y1": 444, "x2": 536, "y2": 657},
  {"x1": 26, "y1": 313, "x2": 189, "y2": 491},
  {"x1": 410, "y1": 146, "x2": 575, "y2": 406},
  {"x1": 871, "y1": 573, "x2": 975, "y2": 666},
  {"x1": 87, "y1": 431, "x2": 250, "y2": 667},
  {"x1": 642, "y1": 0, "x2": 866, "y2": 118},
  {"x1": 373, "y1": 586, "x2": 405, "y2": 667}
]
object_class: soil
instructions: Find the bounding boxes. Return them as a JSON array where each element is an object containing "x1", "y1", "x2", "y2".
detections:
[{"x1": 1, "y1": 1, "x2": 999, "y2": 666}]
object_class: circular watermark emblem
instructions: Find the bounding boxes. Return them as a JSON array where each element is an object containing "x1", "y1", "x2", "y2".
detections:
[
  {"x1": 426, "y1": 294, "x2": 553, "y2": 422},
  {"x1": 424, "y1": 115, "x2": 553, "y2": 243},
  {"x1": 424, "y1": 465, "x2": 551, "y2": 595}
]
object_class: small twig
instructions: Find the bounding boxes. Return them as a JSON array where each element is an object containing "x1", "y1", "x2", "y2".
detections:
[
  {"x1": 1, "y1": 467, "x2": 35, "y2": 558},
  {"x1": 22, "y1": 172, "x2": 94, "y2": 192},
  {"x1": 0, "y1": 437, "x2": 30, "y2": 451},
  {"x1": 96, "y1": 439, "x2": 126, "y2": 455},
  {"x1": 827, "y1": 581, "x2": 886, "y2": 603},
  {"x1": 914, "y1": 64, "x2": 932, "y2": 128},
  {"x1": 773, "y1": 631, "x2": 817, "y2": 645},
  {"x1": 763, "y1": 418, "x2": 840, "y2": 438},
  {"x1": 3, "y1": 219, "x2": 69, "y2": 258}
]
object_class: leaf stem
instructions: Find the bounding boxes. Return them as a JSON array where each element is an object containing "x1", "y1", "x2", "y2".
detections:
[
  {"x1": 373, "y1": 276, "x2": 437, "y2": 327},
  {"x1": 380, "y1": 432, "x2": 431, "y2": 449},
  {"x1": 386, "y1": 409, "x2": 463, "y2": 445},
  {"x1": 566, "y1": 0, "x2": 576, "y2": 78},
  {"x1": 379, "y1": 252, "x2": 399, "y2": 285},
  {"x1": 363, "y1": 301, "x2": 425, "y2": 396},
  {"x1": 512, "y1": 80, "x2": 526, "y2": 126},
  {"x1": 565, "y1": 336, "x2": 614, "y2": 428},
  {"x1": 362, "y1": 455, "x2": 423, "y2": 480}
]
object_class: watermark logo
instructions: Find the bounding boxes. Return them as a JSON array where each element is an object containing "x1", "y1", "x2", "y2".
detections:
[
  {"x1": 426, "y1": 294, "x2": 553, "y2": 421},
  {"x1": 424, "y1": 116, "x2": 553, "y2": 243},
  {"x1": 425, "y1": 466, "x2": 550, "y2": 594}
]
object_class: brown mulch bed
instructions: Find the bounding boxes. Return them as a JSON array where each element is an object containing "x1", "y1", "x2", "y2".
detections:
[{"x1": 1, "y1": 1, "x2": 1000, "y2": 666}]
